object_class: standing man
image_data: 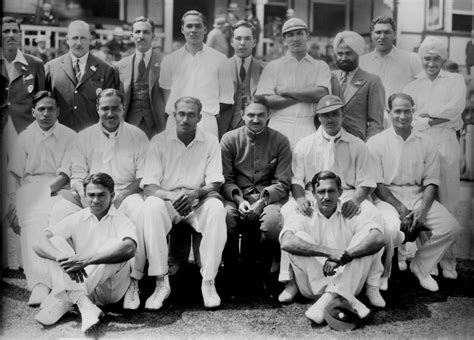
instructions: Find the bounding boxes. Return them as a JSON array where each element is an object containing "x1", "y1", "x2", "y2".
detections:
[
  {"x1": 33, "y1": 173, "x2": 137, "y2": 333},
  {"x1": 220, "y1": 20, "x2": 265, "y2": 136},
  {"x1": 278, "y1": 95, "x2": 387, "y2": 307},
  {"x1": 368, "y1": 93, "x2": 461, "y2": 291},
  {"x1": 115, "y1": 16, "x2": 166, "y2": 139},
  {"x1": 244, "y1": 5, "x2": 261, "y2": 45},
  {"x1": 333, "y1": 31, "x2": 384, "y2": 141},
  {"x1": 206, "y1": 17, "x2": 230, "y2": 57},
  {"x1": 45, "y1": 20, "x2": 116, "y2": 132},
  {"x1": 159, "y1": 10, "x2": 234, "y2": 138},
  {"x1": 2, "y1": 16, "x2": 45, "y2": 133},
  {"x1": 141, "y1": 97, "x2": 227, "y2": 310},
  {"x1": 256, "y1": 18, "x2": 331, "y2": 147},
  {"x1": 280, "y1": 171, "x2": 385, "y2": 323},
  {"x1": 360, "y1": 16, "x2": 422, "y2": 105},
  {"x1": 221, "y1": 97, "x2": 291, "y2": 294}
]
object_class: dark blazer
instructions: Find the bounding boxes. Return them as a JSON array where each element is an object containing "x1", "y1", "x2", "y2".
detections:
[
  {"x1": 1, "y1": 53, "x2": 45, "y2": 133},
  {"x1": 115, "y1": 48, "x2": 166, "y2": 137},
  {"x1": 218, "y1": 56, "x2": 265, "y2": 137},
  {"x1": 334, "y1": 68, "x2": 385, "y2": 141},
  {"x1": 45, "y1": 53, "x2": 117, "y2": 132}
]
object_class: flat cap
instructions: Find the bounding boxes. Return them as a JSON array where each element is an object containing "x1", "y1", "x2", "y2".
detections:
[
  {"x1": 315, "y1": 95, "x2": 344, "y2": 114},
  {"x1": 281, "y1": 18, "x2": 308, "y2": 35}
]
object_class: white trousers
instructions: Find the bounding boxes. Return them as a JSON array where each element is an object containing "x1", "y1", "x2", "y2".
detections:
[
  {"x1": 285, "y1": 231, "x2": 383, "y2": 302},
  {"x1": 46, "y1": 236, "x2": 131, "y2": 306},
  {"x1": 143, "y1": 196, "x2": 227, "y2": 280},
  {"x1": 375, "y1": 199, "x2": 461, "y2": 276},
  {"x1": 166, "y1": 111, "x2": 218, "y2": 138}
]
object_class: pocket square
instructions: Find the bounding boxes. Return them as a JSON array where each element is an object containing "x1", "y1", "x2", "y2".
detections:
[{"x1": 24, "y1": 74, "x2": 34, "y2": 80}]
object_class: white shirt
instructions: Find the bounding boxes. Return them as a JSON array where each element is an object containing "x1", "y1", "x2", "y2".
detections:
[
  {"x1": 141, "y1": 128, "x2": 224, "y2": 191},
  {"x1": 9, "y1": 122, "x2": 77, "y2": 184},
  {"x1": 70, "y1": 52, "x2": 89, "y2": 77},
  {"x1": 403, "y1": 70, "x2": 466, "y2": 131},
  {"x1": 2, "y1": 49, "x2": 29, "y2": 81},
  {"x1": 256, "y1": 52, "x2": 331, "y2": 120},
  {"x1": 159, "y1": 44, "x2": 234, "y2": 116},
  {"x1": 46, "y1": 206, "x2": 138, "y2": 257},
  {"x1": 280, "y1": 201, "x2": 382, "y2": 249},
  {"x1": 360, "y1": 46, "x2": 422, "y2": 104},
  {"x1": 367, "y1": 127, "x2": 440, "y2": 206},
  {"x1": 292, "y1": 128, "x2": 377, "y2": 190},
  {"x1": 70, "y1": 122, "x2": 149, "y2": 191}
]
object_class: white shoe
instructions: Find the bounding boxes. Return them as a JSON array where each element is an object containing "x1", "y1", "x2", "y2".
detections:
[
  {"x1": 201, "y1": 279, "x2": 221, "y2": 309},
  {"x1": 305, "y1": 292, "x2": 334, "y2": 324},
  {"x1": 35, "y1": 297, "x2": 73, "y2": 326},
  {"x1": 442, "y1": 269, "x2": 458, "y2": 280},
  {"x1": 398, "y1": 260, "x2": 408, "y2": 271},
  {"x1": 77, "y1": 296, "x2": 103, "y2": 333},
  {"x1": 365, "y1": 286, "x2": 386, "y2": 308},
  {"x1": 123, "y1": 278, "x2": 140, "y2": 310},
  {"x1": 28, "y1": 283, "x2": 51, "y2": 307},
  {"x1": 278, "y1": 280, "x2": 298, "y2": 304},
  {"x1": 379, "y1": 277, "x2": 389, "y2": 291},
  {"x1": 145, "y1": 276, "x2": 171, "y2": 310},
  {"x1": 349, "y1": 297, "x2": 370, "y2": 319},
  {"x1": 410, "y1": 262, "x2": 439, "y2": 292}
]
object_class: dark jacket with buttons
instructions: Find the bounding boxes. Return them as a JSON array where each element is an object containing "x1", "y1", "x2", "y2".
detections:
[
  {"x1": 221, "y1": 126, "x2": 292, "y2": 204},
  {"x1": 45, "y1": 53, "x2": 117, "y2": 132}
]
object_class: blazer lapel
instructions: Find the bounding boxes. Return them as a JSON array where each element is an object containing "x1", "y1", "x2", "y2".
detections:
[
  {"x1": 77, "y1": 54, "x2": 98, "y2": 88},
  {"x1": 60, "y1": 54, "x2": 77, "y2": 85},
  {"x1": 344, "y1": 69, "x2": 366, "y2": 105}
]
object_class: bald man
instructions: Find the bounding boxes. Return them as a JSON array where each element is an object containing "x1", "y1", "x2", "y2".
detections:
[
  {"x1": 45, "y1": 20, "x2": 117, "y2": 132},
  {"x1": 333, "y1": 31, "x2": 385, "y2": 141}
]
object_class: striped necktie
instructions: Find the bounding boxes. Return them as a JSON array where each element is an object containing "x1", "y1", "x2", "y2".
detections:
[{"x1": 73, "y1": 59, "x2": 81, "y2": 82}]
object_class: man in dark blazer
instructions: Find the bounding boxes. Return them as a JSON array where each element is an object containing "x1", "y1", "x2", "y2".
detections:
[
  {"x1": 2, "y1": 16, "x2": 45, "y2": 133},
  {"x1": 219, "y1": 20, "x2": 265, "y2": 138},
  {"x1": 333, "y1": 31, "x2": 385, "y2": 141},
  {"x1": 45, "y1": 20, "x2": 116, "y2": 132},
  {"x1": 115, "y1": 16, "x2": 166, "y2": 139}
]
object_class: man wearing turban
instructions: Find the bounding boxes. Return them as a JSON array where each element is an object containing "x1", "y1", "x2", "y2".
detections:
[
  {"x1": 333, "y1": 31, "x2": 385, "y2": 141},
  {"x1": 403, "y1": 36, "x2": 466, "y2": 280}
]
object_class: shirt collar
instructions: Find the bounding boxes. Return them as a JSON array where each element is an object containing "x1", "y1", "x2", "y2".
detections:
[
  {"x1": 316, "y1": 200, "x2": 342, "y2": 219},
  {"x1": 316, "y1": 127, "x2": 350, "y2": 142},
  {"x1": 415, "y1": 69, "x2": 447, "y2": 80},
  {"x1": 32, "y1": 120, "x2": 60, "y2": 139},
  {"x1": 136, "y1": 48, "x2": 153, "y2": 66},
  {"x1": 388, "y1": 126, "x2": 422, "y2": 141},
  {"x1": 70, "y1": 52, "x2": 89, "y2": 65},
  {"x1": 283, "y1": 51, "x2": 312, "y2": 64},
  {"x1": 371, "y1": 46, "x2": 398, "y2": 60},
  {"x1": 2, "y1": 49, "x2": 28, "y2": 66},
  {"x1": 85, "y1": 205, "x2": 119, "y2": 221},
  {"x1": 234, "y1": 55, "x2": 252, "y2": 70},
  {"x1": 99, "y1": 121, "x2": 123, "y2": 138},
  {"x1": 170, "y1": 126, "x2": 206, "y2": 143},
  {"x1": 244, "y1": 125, "x2": 267, "y2": 139}
]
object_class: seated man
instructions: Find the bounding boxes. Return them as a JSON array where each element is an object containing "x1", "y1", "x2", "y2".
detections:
[
  {"x1": 33, "y1": 173, "x2": 137, "y2": 333},
  {"x1": 53, "y1": 88, "x2": 149, "y2": 310},
  {"x1": 8, "y1": 91, "x2": 76, "y2": 306},
  {"x1": 279, "y1": 95, "x2": 388, "y2": 306},
  {"x1": 280, "y1": 171, "x2": 385, "y2": 324},
  {"x1": 368, "y1": 93, "x2": 461, "y2": 292},
  {"x1": 141, "y1": 96, "x2": 227, "y2": 309},
  {"x1": 220, "y1": 97, "x2": 291, "y2": 294}
]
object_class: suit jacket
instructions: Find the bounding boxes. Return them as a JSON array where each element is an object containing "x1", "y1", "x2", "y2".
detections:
[
  {"x1": 45, "y1": 53, "x2": 117, "y2": 132},
  {"x1": 1, "y1": 53, "x2": 45, "y2": 133},
  {"x1": 115, "y1": 48, "x2": 166, "y2": 136},
  {"x1": 218, "y1": 56, "x2": 266, "y2": 138},
  {"x1": 334, "y1": 68, "x2": 385, "y2": 141}
]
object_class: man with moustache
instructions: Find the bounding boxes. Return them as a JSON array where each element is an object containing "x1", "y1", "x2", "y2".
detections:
[
  {"x1": 219, "y1": 20, "x2": 265, "y2": 136},
  {"x1": 115, "y1": 16, "x2": 166, "y2": 138},
  {"x1": 45, "y1": 20, "x2": 116, "y2": 132},
  {"x1": 2, "y1": 16, "x2": 45, "y2": 133},
  {"x1": 159, "y1": 11, "x2": 233, "y2": 137},
  {"x1": 333, "y1": 31, "x2": 384, "y2": 141},
  {"x1": 52, "y1": 89, "x2": 148, "y2": 310},
  {"x1": 33, "y1": 173, "x2": 138, "y2": 333},
  {"x1": 220, "y1": 97, "x2": 291, "y2": 295},
  {"x1": 368, "y1": 93, "x2": 461, "y2": 291},
  {"x1": 256, "y1": 18, "x2": 331, "y2": 148}
]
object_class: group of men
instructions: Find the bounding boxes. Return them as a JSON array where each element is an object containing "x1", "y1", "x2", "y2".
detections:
[{"x1": 1, "y1": 8, "x2": 465, "y2": 333}]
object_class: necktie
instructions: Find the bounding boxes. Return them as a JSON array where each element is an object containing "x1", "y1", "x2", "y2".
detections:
[
  {"x1": 239, "y1": 58, "x2": 246, "y2": 82},
  {"x1": 322, "y1": 135, "x2": 337, "y2": 171},
  {"x1": 74, "y1": 59, "x2": 81, "y2": 82},
  {"x1": 340, "y1": 71, "x2": 348, "y2": 93},
  {"x1": 138, "y1": 53, "x2": 146, "y2": 80}
]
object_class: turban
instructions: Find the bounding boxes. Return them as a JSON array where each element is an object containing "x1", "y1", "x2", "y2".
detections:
[
  {"x1": 333, "y1": 31, "x2": 365, "y2": 56},
  {"x1": 418, "y1": 37, "x2": 447, "y2": 60}
]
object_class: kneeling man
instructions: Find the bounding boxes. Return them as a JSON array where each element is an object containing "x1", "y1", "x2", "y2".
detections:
[
  {"x1": 142, "y1": 96, "x2": 227, "y2": 309},
  {"x1": 280, "y1": 171, "x2": 384, "y2": 324},
  {"x1": 33, "y1": 173, "x2": 137, "y2": 332}
]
